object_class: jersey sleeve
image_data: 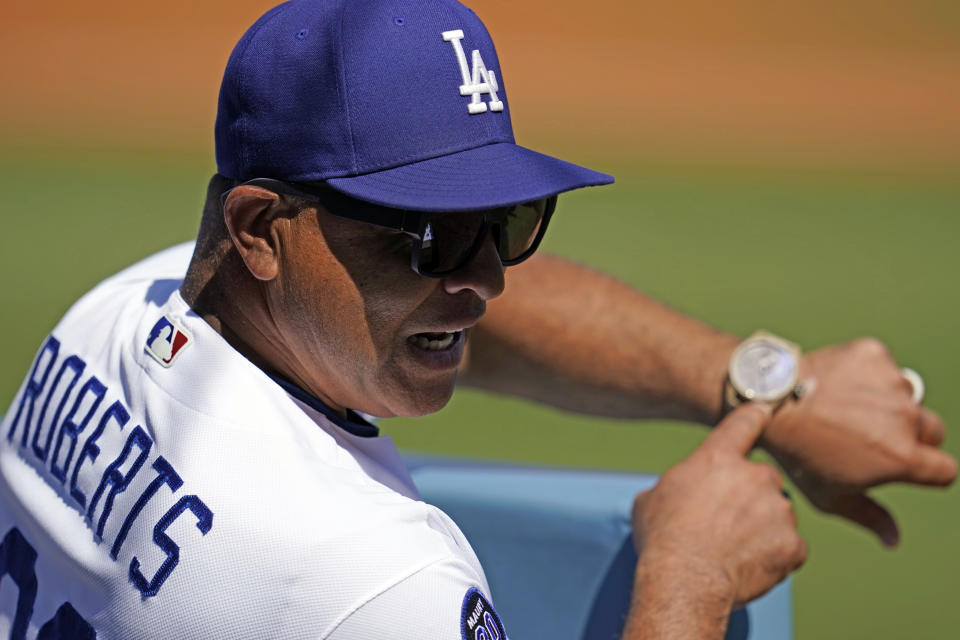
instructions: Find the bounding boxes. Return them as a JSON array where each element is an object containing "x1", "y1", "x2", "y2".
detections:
[{"x1": 324, "y1": 556, "x2": 508, "y2": 640}]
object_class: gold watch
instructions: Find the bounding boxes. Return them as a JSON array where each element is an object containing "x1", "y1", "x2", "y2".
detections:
[{"x1": 724, "y1": 331, "x2": 803, "y2": 412}]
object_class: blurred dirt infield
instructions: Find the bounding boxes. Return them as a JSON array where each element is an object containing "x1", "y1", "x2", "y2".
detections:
[{"x1": 2, "y1": 0, "x2": 958, "y2": 168}]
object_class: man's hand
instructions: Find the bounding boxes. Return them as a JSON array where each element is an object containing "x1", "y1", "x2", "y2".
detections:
[
  {"x1": 624, "y1": 404, "x2": 806, "y2": 639},
  {"x1": 466, "y1": 255, "x2": 957, "y2": 548},
  {"x1": 762, "y1": 338, "x2": 958, "y2": 547}
]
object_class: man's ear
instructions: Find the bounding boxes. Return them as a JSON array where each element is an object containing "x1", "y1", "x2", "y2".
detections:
[{"x1": 223, "y1": 186, "x2": 285, "y2": 281}]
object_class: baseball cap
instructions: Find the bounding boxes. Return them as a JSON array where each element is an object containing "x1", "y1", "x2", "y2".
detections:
[{"x1": 215, "y1": 0, "x2": 613, "y2": 212}]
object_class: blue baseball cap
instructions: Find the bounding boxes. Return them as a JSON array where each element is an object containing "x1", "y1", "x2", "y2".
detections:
[{"x1": 215, "y1": 0, "x2": 613, "y2": 212}]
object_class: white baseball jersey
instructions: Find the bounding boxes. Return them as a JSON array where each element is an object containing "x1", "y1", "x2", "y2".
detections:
[{"x1": 0, "y1": 243, "x2": 507, "y2": 639}]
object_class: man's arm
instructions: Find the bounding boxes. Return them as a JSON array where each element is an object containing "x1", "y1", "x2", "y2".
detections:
[
  {"x1": 624, "y1": 404, "x2": 806, "y2": 639},
  {"x1": 461, "y1": 252, "x2": 957, "y2": 544},
  {"x1": 461, "y1": 253, "x2": 739, "y2": 424}
]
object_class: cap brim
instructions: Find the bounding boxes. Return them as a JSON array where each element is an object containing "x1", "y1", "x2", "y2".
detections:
[{"x1": 325, "y1": 142, "x2": 614, "y2": 212}]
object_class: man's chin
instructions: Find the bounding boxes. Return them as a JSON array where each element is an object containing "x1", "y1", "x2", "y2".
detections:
[{"x1": 374, "y1": 373, "x2": 458, "y2": 419}]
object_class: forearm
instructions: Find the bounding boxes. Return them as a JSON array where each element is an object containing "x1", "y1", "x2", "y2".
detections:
[
  {"x1": 622, "y1": 555, "x2": 733, "y2": 640},
  {"x1": 461, "y1": 253, "x2": 739, "y2": 425}
]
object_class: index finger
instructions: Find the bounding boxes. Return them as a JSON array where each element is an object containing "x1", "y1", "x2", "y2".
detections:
[{"x1": 703, "y1": 403, "x2": 774, "y2": 456}]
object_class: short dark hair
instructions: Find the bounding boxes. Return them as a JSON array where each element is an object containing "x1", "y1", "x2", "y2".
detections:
[
  {"x1": 182, "y1": 173, "x2": 324, "y2": 310},
  {"x1": 195, "y1": 173, "x2": 321, "y2": 263},
  {"x1": 194, "y1": 174, "x2": 238, "y2": 252}
]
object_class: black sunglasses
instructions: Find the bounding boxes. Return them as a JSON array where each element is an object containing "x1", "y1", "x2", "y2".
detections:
[{"x1": 222, "y1": 178, "x2": 556, "y2": 277}]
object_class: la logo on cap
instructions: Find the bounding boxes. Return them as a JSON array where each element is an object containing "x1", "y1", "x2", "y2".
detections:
[{"x1": 442, "y1": 29, "x2": 504, "y2": 115}]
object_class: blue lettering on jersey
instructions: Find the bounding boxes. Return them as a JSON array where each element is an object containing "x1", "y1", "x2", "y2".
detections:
[
  {"x1": 130, "y1": 495, "x2": 214, "y2": 597},
  {"x1": 49, "y1": 376, "x2": 107, "y2": 484},
  {"x1": 89, "y1": 425, "x2": 152, "y2": 539},
  {"x1": 7, "y1": 336, "x2": 59, "y2": 447},
  {"x1": 37, "y1": 602, "x2": 96, "y2": 640},
  {"x1": 0, "y1": 527, "x2": 97, "y2": 639},
  {"x1": 5, "y1": 335, "x2": 215, "y2": 599},
  {"x1": 32, "y1": 354, "x2": 86, "y2": 463},
  {"x1": 0, "y1": 527, "x2": 38, "y2": 639},
  {"x1": 111, "y1": 456, "x2": 183, "y2": 560},
  {"x1": 71, "y1": 400, "x2": 130, "y2": 509}
]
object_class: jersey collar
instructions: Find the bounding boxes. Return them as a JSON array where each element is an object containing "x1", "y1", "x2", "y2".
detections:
[{"x1": 269, "y1": 374, "x2": 380, "y2": 438}]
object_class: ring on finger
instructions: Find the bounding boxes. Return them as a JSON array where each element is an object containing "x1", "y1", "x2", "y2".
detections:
[{"x1": 901, "y1": 367, "x2": 925, "y2": 405}]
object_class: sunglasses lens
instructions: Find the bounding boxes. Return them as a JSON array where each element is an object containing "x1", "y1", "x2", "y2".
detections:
[
  {"x1": 417, "y1": 212, "x2": 487, "y2": 274},
  {"x1": 498, "y1": 199, "x2": 549, "y2": 262},
  {"x1": 416, "y1": 198, "x2": 551, "y2": 275}
]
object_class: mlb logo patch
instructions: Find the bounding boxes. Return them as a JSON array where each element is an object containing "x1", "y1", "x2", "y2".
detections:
[{"x1": 145, "y1": 315, "x2": 192, "y2": 367}]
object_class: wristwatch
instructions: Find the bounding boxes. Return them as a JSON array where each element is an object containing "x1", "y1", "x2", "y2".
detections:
[{"x1": 724, "y1": 331, "x2": 803, "y2": 412}]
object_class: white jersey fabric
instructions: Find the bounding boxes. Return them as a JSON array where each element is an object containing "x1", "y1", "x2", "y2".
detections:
[{"x1": 0, "y1": 243, "x2": 505, "y2": 640}]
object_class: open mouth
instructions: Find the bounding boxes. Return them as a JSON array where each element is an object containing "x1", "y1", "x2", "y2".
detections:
[{"x1": 407, "y1": 330, "x2": 462, "y2": 351}]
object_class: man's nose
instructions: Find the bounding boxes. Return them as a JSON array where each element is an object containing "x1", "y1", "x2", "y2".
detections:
[{"x1": 441, "y1": 229, "x2": 505, "y2": 300}]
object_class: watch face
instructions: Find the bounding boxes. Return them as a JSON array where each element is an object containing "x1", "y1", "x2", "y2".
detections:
[{"x1": 729, "y1": 339, "x2": 798, "y2": 402}]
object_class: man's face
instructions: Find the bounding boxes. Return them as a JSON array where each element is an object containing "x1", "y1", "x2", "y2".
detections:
[{"x1": 269, "y1": 204, "x2": 505, "y2": 418}]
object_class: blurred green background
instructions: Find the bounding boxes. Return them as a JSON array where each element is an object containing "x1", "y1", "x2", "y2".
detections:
[{"x1": 1, "y1": 0, "x2": 958, "y2": 638}]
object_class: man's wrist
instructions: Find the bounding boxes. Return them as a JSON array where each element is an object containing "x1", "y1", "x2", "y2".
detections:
[
  {"x1": 703, "y1": 336, "x2": 741, "y2": 425},
  {"x1": 625, "y1": 552, "x2": 734, "y2": 640}
]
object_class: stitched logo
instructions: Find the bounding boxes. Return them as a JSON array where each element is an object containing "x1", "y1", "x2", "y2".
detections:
[
  {"x1": 442, "y1": 29, "x2": 504, "y2": 115},
  {"x1": 145, "y1": 315, "x2": 192, "y2": 367},
  {"x1": 460, "y1": 588, "x2": 505, "y2": 640}
]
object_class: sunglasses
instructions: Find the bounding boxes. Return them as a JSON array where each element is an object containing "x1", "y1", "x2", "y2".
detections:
[{"x1": 222, "y1": 178, "x2": 556, "y2": 277}]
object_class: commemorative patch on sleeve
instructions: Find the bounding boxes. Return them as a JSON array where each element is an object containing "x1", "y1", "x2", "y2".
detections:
[{"x1": 461, "y1": 587, "x2": 505, "y2": 640}]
